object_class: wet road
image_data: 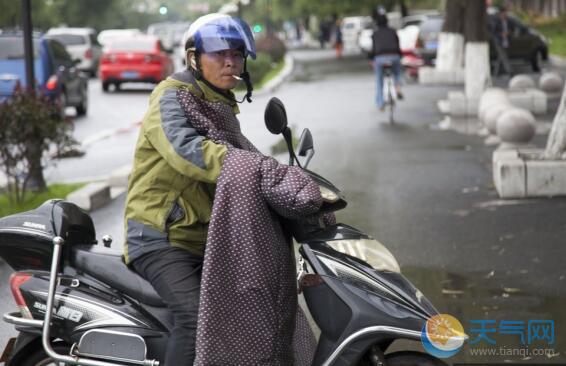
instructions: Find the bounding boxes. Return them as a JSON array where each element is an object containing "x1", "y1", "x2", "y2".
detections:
[{"x1": 1, "y1": 49, "x2": 566, "y2": 363}]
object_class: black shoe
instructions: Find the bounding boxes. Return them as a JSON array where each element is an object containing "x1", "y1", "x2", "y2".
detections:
[{"x1": 397, "y1": 91, "x2": 404, "y2": 100}]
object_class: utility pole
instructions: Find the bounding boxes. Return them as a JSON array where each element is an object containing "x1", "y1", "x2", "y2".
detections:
[{"x1": 21, "y1": 0, "x2": 35, "y2": 92}]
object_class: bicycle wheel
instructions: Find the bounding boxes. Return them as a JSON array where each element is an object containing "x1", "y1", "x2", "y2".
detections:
[{"x1": 387, "y1": 77, "x2": 395, "y2": 124}]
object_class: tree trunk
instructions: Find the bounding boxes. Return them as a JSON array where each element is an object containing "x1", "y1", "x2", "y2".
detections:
[
  {"x1": 25, "y1": 143, "x2": 46, "y2": 192},
  {"x1": 399, "y1": 0, "x2": 408, "y2": 18},
  {"x1": 435, "y1": 0, "x2": 466, "y2": 72},
  {"x1": 442, "y1": 0, "x2": 466, "y2": 34},
  {"x1": 544, "y1": 83, "x2": 566, "y2": 159},
  {"x1": 463, "y1": 0, "x2": 487, "y2": 42},
  {"x1": 465, "y1": 43, "x2": 491, "y2": 98},
  {"x1": 464, "y1": 0, "x2": 490, "y2": 98},
  {"x1": 436, "y1": 33, "x2": 464, "y2": 71}
]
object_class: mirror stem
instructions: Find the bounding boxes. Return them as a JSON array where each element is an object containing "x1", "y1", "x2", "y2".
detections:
[
  {"x1": 282, "y1": 127, "x2": 301, "y2": 168},
  {"x1": 304, "y1": 149, "x2": 314, "y2": 169}
]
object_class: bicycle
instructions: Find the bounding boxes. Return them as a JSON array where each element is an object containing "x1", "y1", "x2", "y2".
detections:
[{"x1": 382, "y1": 63, "x2": 397, "y2": 124}]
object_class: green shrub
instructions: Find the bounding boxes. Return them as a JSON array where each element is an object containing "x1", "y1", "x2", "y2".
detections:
[
  {"x1": 255, "y1": 34, "x2": 287, "y2": 63},
  {"x1": 0, "y1": 85, "x2": 77, "y2": 203},
  {"x1": 247, "y1": 52, "x2": 274, "y2": 86}
]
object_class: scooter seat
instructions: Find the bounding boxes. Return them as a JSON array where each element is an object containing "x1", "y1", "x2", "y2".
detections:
[{"x1": 71, "y1": 246, "x2": 165, "y2": 307}]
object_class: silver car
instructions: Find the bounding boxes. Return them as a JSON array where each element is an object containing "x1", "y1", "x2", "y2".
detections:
[{"x1": 46, "y1": 27, "x2": 102, "y2": 77}]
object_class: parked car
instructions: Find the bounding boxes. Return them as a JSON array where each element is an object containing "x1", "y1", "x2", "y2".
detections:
[
  {"x1": 412, "y1": 15, "x2": 444, "y2": 66},
  {"x1": 400, "y1": 11, "x2": 441, "y2": 28},
  {"x1": 416, "y1": 12, "x2": 549, "y2": 71},
  {"x1": 99, "y1": 35, "x2": 174, "y2": 91},
  {"x1": 45, "y1": 27, "x2": 102, "y2": 76},
  {"x1": 0, "y1": 32, "x2": 89, "y2": 116},
  {"x1": 97, "y1": 29, "x2": 142, "y2": 47}
]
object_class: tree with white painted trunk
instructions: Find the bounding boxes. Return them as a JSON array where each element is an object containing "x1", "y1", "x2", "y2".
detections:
[
  {"x1": 463, "y1": 0, "x2": 490, "y2": 98},
  {"x1": 545, "y1": 84, "x2": 566, "y2": 159},
  {"x1": 435, "y1": 0, "x2": 465, "y2": 72}
]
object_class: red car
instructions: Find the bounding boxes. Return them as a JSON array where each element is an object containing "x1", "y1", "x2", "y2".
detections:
[{"x1": 99, "y1": 35, "x2": 174, "y2": 91}]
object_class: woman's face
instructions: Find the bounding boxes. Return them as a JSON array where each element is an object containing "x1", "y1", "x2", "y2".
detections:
[{"x1": 198, "y1": 48, "x2": 245, "y2": 91}]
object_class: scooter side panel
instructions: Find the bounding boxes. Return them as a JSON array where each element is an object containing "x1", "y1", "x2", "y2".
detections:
[
  {"x1": 19, "y1": 273, "x2": 164, "y2": 343},
  {"x1": 300, "y1": 245, "x2": 427, "y2": 366}
]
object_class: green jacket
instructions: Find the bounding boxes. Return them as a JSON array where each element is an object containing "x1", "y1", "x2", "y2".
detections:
[{"x1": 123, "y1": 71, "x2": 239, "y2": 264}]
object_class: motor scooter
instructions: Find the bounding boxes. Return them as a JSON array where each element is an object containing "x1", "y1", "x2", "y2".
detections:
[{"x1": 1, "y1": 97, "x2": 456, "y2": 366}]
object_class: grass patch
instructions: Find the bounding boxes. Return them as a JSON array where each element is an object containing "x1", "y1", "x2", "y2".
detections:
[
  {"x1": 0, "y1": 183, "x2": 85, "y2": 218},
  {"x1": 530, "y1": 18, "x2": 566, "y2": 57},
  {"x1": 236, "y1": 57, "x2": 286, "y2": 92}
]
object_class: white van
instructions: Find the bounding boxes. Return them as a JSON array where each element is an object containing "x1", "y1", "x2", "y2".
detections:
[
  {"x1": 341, "y1": 16, "x2": 372, "y2": 50},
  {"x1": 147, "y1": 22, "x2": 191, "y2": 52},
  {"x1": 46, "y1": 27, "x2": 102, "y2": 76}
]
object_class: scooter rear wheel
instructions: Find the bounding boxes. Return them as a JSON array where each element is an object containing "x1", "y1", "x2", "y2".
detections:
[
  {"x1": 15, "y1": 343, "x2": 70, "y2": 366},
  {"x1": 385, "y1": 351, "x2": 449, "y2": 366}
]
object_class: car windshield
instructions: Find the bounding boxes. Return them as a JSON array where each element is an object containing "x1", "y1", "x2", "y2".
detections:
[
  {"x1": 0, "y1": 38, "x2": 40, "y2": 59},
  {"x1": 108, "y1": 38, "x2": 155, "y2": 52},
  {"x1": 48, "y1": 34, "x2": 86, "y2": 46}
]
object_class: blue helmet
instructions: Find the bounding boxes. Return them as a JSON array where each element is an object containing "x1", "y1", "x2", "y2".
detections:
[{"x1": 186, "y1": 14, "x2": 256, "y2": 59}]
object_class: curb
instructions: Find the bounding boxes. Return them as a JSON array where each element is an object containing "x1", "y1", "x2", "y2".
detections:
[
  {"x1": 66, "y1": 164, "x2": 131, "y2": 212},
  {"x1": 254, "y1": 53, "x2": 295, "y2": 97},
  {"x1": 550, "y1": 55, "x2": 566, "y2": 68}
]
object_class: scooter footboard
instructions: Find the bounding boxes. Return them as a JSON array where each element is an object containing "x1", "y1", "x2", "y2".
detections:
[{"x1": 74, "y1": 329, "x2": 158, "y2": 366}]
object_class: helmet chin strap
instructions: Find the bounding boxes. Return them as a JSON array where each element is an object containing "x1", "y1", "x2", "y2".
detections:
[{"x1": 237, "y1": 58, "x2": 253, "y2": 104}]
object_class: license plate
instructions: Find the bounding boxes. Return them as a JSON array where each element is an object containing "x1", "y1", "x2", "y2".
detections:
[
  {"x1": 425, "y1": 41, "x2": 438, "y2": 50},
  {"x1": 121, "y1": 71, "x2": 140, "y2": 79}
]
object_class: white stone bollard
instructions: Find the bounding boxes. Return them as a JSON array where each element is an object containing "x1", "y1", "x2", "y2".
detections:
[
  {"x1": 478, "y1": 88, "x2": 508, "y2": 122},
  {"x1": 538, "y1": 72, "x2": 564, "y2": 93},
  {"x1": 496, "y1": 108, "x2": 536, "y2": 148},
  {"x1": 484, "y1": 103, "x2": 513, "y2": 134},
  {"x1": 508, "y1": 74, "x2": 536, "y2": 91}
]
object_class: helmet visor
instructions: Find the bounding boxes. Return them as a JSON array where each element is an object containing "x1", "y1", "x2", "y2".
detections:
[{"x1": 194, "y1": 17, "x2": 256, "y2": 59}]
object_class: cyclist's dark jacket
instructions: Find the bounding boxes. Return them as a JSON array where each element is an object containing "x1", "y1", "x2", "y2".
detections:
[{"x1": 372, "y1": 26, "x2": 402, "y2": 57}]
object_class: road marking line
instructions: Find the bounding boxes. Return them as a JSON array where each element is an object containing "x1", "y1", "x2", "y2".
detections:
[{"x1": 80, "y1": 121, "x2": 141, "y2": 148}]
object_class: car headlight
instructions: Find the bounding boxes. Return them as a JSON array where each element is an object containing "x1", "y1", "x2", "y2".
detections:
[
  {"x1": 326, "y1": 238, "x2": 401, "y2": 273},
  {"x1": 319, "y1": 185, "x2": 339, "y2": 203}
]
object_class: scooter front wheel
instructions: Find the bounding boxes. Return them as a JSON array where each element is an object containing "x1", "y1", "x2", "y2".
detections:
[{"x1": 385, "y1": 351, "x2": 449, "y2": 366}]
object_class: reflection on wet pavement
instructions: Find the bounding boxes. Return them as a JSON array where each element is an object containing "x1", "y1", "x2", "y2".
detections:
[{"x1": 398, "y1": 266, "x2": 566, "y2": 363}]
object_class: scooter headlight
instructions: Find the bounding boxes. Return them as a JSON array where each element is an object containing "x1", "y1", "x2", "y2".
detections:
[
  {"x1": 326, "y1": 239, "x2": 400, "y2": 273},
  {"x1": 319, "y1": 185, "x2": 339, "y2": 202}
]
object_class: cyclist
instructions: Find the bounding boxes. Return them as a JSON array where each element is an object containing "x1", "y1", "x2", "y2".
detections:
[{"x1": 371, "y1": 12, "x2": 403, "y2": 111}]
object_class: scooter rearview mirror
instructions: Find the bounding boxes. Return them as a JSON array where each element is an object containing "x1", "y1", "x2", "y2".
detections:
[
  {"x1": 264, "y1": 97, "x2": 288, "y2": 135},
  {"x1": 297, "y1": 128, "x2": 314, "y2": 157}
]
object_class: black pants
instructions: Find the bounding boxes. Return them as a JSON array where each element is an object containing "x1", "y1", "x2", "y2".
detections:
[{"x1": 132, "y1": 246, "x2": 203, "y2": 366}]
